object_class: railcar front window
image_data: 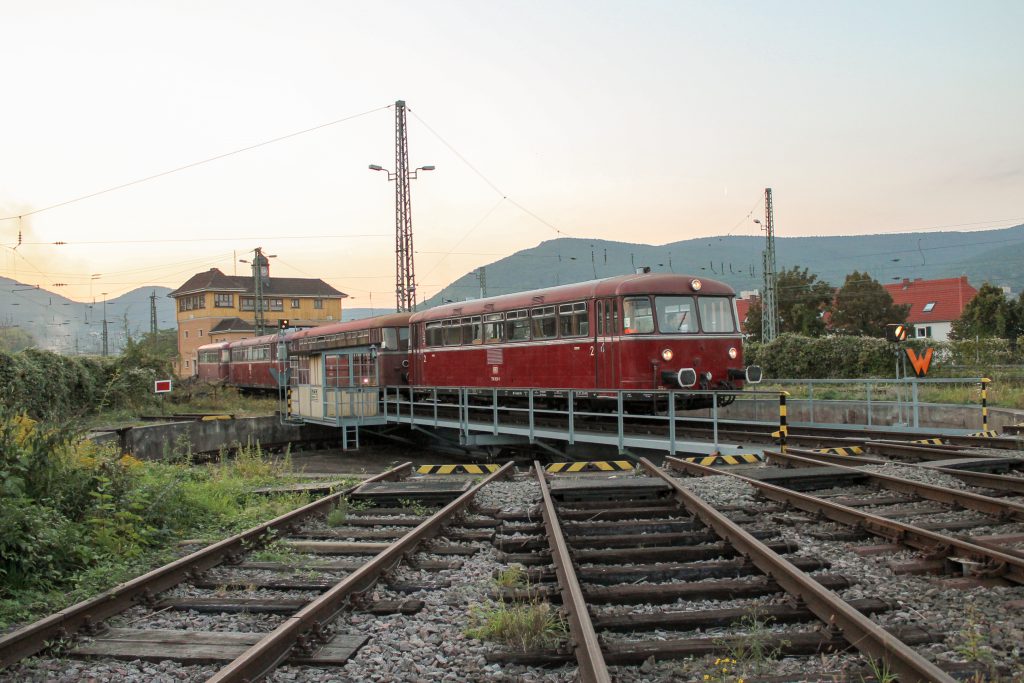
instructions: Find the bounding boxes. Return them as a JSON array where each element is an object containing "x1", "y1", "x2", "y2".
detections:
[
  {"x1": 654, "y1": 297, "x2": 696, "y2": 333},
  {"x1": 698, "y1": 297, "x2": 737, "y2": 333},
  {"x1": 623, "y1": 297, "x2": 654, "y2": 334}
]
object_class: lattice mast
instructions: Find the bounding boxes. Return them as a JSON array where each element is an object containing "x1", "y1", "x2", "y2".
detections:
[
  {"x1": 394, "y1": 101, "x2": 416, "y2": 312},
  {"x1": 150, "y1": 291, "x2": 157, "y2": 335},
  {"x1": 761, "y1": 188, "x2": 780, "y2": 342}
]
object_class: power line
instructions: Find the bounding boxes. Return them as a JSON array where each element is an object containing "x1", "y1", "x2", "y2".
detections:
[
  {"x1": 408, "y1": 108, "x2": 572, "y2": 237},
  {"x1": 0, "y1": 103, "x2": 392, "y2": 223},
  {"x1": 17, "y1": 233, "x2": 390, "y2": 246}
]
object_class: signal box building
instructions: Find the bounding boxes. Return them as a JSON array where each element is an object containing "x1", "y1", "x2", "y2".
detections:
[
  {"x1": 169, "y1": 262, "x2": 346, "y2": 376},
  {"x1": 883, "y1": 276, "x2": 977, "y2": 341}
]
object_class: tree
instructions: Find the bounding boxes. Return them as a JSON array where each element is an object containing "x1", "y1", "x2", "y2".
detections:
[
  {"x1": 829, "y1": 271, "x2": 909, "y2": 337},
  {"x1": 0, "y1": 326, "x2": 35, "y2": 353},
  {"x1": 120, "y1": 328, "x2": 177, "y2": 377},
  {"x1": 951, "y1": 284, "x2": 1023, "y2": 351},
  {"x1": 743, "y1": 267, "x2": 835, "y2": 341}
]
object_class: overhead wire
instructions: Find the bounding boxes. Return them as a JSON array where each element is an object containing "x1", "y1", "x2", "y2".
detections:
[{"x1": 0, "y1": 103, "x2": 393, "y2": 225}]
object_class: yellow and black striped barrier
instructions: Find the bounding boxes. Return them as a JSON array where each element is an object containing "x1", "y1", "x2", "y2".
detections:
[
  {"x1": 778, "y1": 392, "x2": 789, "y2": 454},
  {"x1": 981, "y1": 378, "x2": 990, "y2": 433},
  {"x1": 965, "y1": 429, "x2": 998, "y2": 438},
  {"x1": 679, "y1": 453, "x2": 763, "y2": 466},
  {"x1": 545, "y1": 461, "x2": 635, "y2": 473},
  {"x1": 814, "y1": 446, "x2": 864, "y2": 456},
  {"x1": 416, "y1": 464, "x2": 501, "y2": 475},
  {"x1": 912, "y1": 437, "x2": 946, "y2": 445}
]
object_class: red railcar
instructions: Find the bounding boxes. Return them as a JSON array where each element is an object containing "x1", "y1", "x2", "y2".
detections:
[
  {"x1": 227, "y1": 333, "x2": 287, "y2": 391},
  {"x1": 196, "y1": 341, "x2": 231, "y2": 382},
  {"x1": 408, "y1": 272, "x2": 758, "y2": 403},
  {"x1": 287, "y1": 313, "x2": 412, "y2": 386}
]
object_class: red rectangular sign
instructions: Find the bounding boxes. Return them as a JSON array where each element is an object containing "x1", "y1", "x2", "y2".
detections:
[{"x1": 154, "y1": 379, "x2": 173, "y2": 393}]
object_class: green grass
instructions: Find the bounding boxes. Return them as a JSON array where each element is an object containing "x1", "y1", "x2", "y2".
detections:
[
  {"x1": 759, "y1": 377, "x2": 1024, "y2": 410},
  {"x1": 465, "y1": 599, "x2": 565, "y2": 651},
  {"x1": 0, "y1": 414, "x2": 353, "y2": 628}
]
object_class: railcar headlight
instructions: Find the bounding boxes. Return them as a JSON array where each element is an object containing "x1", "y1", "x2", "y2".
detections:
[
  {"x1": 690, "y1": 279, "x2": 702, "y2": 291},
  {"x1": 661, "y1": 348, "x2": 673, "y2": 361},
  {"x1": 728, "y1": 347, "x2": 738, "y2": 359}
]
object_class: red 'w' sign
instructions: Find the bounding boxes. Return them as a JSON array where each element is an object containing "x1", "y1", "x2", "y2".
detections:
[{"x1": 905, "y1": 348, "x2": 933, "y2": 377}]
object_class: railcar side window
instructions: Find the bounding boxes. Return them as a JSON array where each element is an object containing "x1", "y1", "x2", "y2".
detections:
[
  {"x1": 382, "y1": 328, "x2": 398, "y2": 350},
  {"x1": 462, "y1": 316, "x2": 483, "y2": 345},
  {"x1": 698, "y1": 297, "x2": 737, "y2": 333},
  {"x1": 655, "y1": 296, "x2": 696, "y2": 334},
  {"x1": 506, "y1": 309, "x2": 530, "y2": 341},
  {"x1": 531, "y1": 306, "x2": 557, "y2": 339},
  {"x1": 558, "y1": 301, "x2": 589, "y2": 337},
  {"x1": 623, "y1": 297, "x2": 655, "y2": 334},
  {"x1": 443, "y1": 319, "x2": 461, "y2": 346},
  {"x1": 483, "y1": 313, "x2": 505, "y2": 343}
]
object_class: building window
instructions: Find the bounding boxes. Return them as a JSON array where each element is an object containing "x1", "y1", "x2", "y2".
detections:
[
  {"x1": 178, "y1": 294, "x2": 206, "y2": 311},
  {"x1": 240, "y1": 297, "x2": 255, "y2": 311},
  {"x1": 922, "y1": 302, "x2": 936, "y2": 313},
  {"x1": 185, "y1": 359, "x2": 190, "y2": 368},
  {"x1": 214, "y1": 293, "x2": 233, "y2": 308},
  {"x1": 184, "y1": 330, "x2": 189, "y2": 339},
  {"x1": 268, "y1": 298, "x2": 284, "y2": 311},
  {"x1": 314, "y1": 299, "x2": 324, "y2": 310},
  {"x1": 291, "y1": 298, "x2": 300, "y2": 309},
  {"x1": 917, "y1": 326, "x2": 932, "y2": 338},
  {"x1": 198, "y1": 330, "x2": 203, "y2": 337}
]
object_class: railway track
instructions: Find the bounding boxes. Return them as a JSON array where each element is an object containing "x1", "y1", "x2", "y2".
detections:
[
  {"x1": 1, "y1": 462, "x2": 517, "y2": 681},
  {"x1": 478, "y1": 460, "x2": 1023, "y2": 681}
]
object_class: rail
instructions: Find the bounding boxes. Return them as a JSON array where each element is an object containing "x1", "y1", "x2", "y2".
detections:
[
  {"x1": 0, "y1": 464, "x2": 410, "y2": 670},
  {"x1": 207, "y1": 460, "x2": 515, "y2": 682},
  {"x1": 533, "y1": 462, "x2": 611, "y2": 683},
  {"x1": 640, "y1": 457, "x2": 955, "y2": 683},
  {"x1": 663, "y1": 455, "x2": 1024, "y2": 585}
]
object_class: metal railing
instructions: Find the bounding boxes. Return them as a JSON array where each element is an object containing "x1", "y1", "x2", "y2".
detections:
[
  {"x1": 761, "y1": 377, "x2": 989, "y2": 429},
  {"x1": 380, "y1": 386, "x2": 786, "y2": 455}
]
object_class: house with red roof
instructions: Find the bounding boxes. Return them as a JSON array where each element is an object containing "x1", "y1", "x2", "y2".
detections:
[{"x1": 882, "y1": 276, "x2": 978, "y2": 341}]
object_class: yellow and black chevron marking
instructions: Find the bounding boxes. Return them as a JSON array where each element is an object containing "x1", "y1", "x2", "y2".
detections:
[
  {"x1": 981, "y1": 378, "x2": 990, "y2": 432},
  {"x1": 545, "y1": 461, "x2": 635, "y2": 473},
  {"x1": 912, "y1": 437, "x2": 946, "y2": 445},
  {"x1": 965, "y1": 429, "x2": 998, "y2": 438},
  {"x1": 778, "y1": 393, "x2": 789, "y2": 454},
  {"x1": 416, "y1": 464, "x2": 501, "y2": 475},
  {"x1": 814, "y1": 446, "x2": 864, "y2": 456},
  {"x1": 680, "y1": 453, "x2": 763, "y2": 466}
]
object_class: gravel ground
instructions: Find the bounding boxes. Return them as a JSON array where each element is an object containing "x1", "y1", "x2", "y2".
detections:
[{"x1": 673, "y1": 470, "x2": 1024, "y2": 681}]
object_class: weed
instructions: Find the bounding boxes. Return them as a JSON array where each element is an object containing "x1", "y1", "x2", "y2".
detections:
[
  {"x1": 398, "y1": 498, "x2": 431, "y2": 517},
  {"x1": 494, "y1": 564, "x2": 528, "y2": 589},
  {"x1": 717, "y1": 610, "x2": 788, "y2": 676},
  {"x1": 700, "y1": 657, "x2": 742, "y2": 682},
  {"x1": 861, "y1": 658, "x2": 898, "y2": 683},
  {"x1": 956, "y1": 606, "x2": 995, "y2": 665},
  {"x1": 465, "y1": 599, "x2": 565, "y2": 651},
  {"x1": 249, "y1": 541, "x2": 296, "y2": 563},
  {"x1": 326, "y1": 506, "x2": 348, "y2": 527}
]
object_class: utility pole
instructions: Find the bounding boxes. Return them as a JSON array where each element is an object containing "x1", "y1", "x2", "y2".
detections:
[
  {"x1": 150, "y1": 290, "x2": 157, "y2": 335},
  {"x1": 252, "y1": 248, "x2": 268, "y2": 336},
  {"x1": 369, "y1": 101, "x2": 434, "y2": 313},
  {"x1": 477, "y1": 266, "x2": 487, "y2": 298},
  {"x1": 101, "y1": 293, "x2": 109, "y2": 356},
  {"x1": 760, "y1": 188, "x2": 780, "y2": 342}
]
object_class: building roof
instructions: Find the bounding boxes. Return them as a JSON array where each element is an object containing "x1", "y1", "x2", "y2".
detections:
[
  {"x1": 208, "y1": 317, "x2": 256, "y2": 334},
  {"x1": 169, "y1": 268, "x2": 347, "y2": 299},
  {"x1": 883, "y1": 276, "x2": 977, "y2": 324}
]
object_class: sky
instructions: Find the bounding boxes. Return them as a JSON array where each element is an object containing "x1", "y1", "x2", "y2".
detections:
[{"x1": 1, "y1": 0, "x2": 1022, "y2": 306}]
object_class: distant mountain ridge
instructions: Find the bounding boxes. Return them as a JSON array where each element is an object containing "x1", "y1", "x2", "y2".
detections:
[
  {"x1": 423, "y1": 224, "x2": 1024, "y2": 307},
  {"x1": 0, "y1": 279, "x2": 175, "y2": 354}
]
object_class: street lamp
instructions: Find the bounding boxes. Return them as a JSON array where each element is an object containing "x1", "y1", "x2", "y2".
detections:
[{"x1": 368, "y1": 158, "x2": 435, "y2": 313}]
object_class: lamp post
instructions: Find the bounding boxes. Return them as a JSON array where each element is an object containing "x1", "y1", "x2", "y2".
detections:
[
  {"x1": 369, "y1": 101, "x2": 434, "y2": 313},
  {"x1": 369, "y1": 162, "x2": 434, "y2": 313}
]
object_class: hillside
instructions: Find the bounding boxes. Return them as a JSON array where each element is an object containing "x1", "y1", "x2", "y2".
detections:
[
  {"x1": 0, "y1": 279, "x2": 175, "y2": 353},
  {"x1": 423, "y1": 224, "x2": 1024, "y2": 307}
]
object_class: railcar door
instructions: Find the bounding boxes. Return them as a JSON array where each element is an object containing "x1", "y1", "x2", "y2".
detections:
[{"x1": 594, "y1": 298, "x2": 618, "y2": 389}]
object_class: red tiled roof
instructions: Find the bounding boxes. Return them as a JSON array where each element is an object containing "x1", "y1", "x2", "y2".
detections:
[
  {"x1": 882, "y1": 276, "x2": 977, "y2": 324},
  {"x1": 736, "y1": 297, "x2": 754, "y2": 332},
  {"x1": 169, "y1": 268, "x2": 346, "y2": 298}
]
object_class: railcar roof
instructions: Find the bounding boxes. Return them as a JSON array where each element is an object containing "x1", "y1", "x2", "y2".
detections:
[
  {"x1": 411, "y1": 273, "x2": 734, "y2": 322},
  {"x1": 287, "y1": 313, "x2": 412, "y2": 342},
  {"x1": 195, "y1": 340, "x2": 232, "y2": 352}
]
